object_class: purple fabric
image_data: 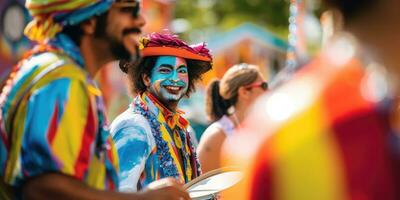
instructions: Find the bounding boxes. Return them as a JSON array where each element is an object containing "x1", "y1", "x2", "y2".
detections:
[{"x1": 142, "y1": 32, "x2": 212, "y2": 60}]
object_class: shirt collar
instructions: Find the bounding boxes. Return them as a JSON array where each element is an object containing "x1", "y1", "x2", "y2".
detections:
[
  {"x1": 48, "y1": 33, "x2": 85, "y2": 67},
  {"x1": 143, "y1": 92, "x2": 189, "y2": 129}
]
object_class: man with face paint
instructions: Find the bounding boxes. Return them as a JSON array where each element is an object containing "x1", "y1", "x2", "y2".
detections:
[
  {"x1": 111, "y1": 32, "x2": 213, "y2": 192},
  {"x1": 0, "y1": 1, "x2": 193, "y2": 200},
  {"x1": 148, "y1": 56, "x2": 190, "y2": 107}
]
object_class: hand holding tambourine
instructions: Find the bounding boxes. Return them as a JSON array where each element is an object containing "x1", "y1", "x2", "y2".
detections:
[{"x1": 184, "y1": 167, "x2": 243, "y2": 200}]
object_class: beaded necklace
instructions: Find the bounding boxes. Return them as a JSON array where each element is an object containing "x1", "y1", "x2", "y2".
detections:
[{"x1": 132, "y1": 93, "x2": 201, "y2": 183}]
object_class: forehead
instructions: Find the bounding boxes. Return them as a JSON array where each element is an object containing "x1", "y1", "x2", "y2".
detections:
[{"x1": 155, "y1": 56, "x2": 187, "y2": 67}]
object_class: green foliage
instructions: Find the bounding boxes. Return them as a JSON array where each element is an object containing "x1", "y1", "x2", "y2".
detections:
[{"x1": 174, "y1": 0, "x2": 290, "y2": 39}]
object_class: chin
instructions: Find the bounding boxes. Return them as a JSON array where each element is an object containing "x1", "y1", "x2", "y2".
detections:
[
  {"x1": 159, "y1": 88, "x2": 186, "y2": 102},
  {"x1": 111, "y1": 45, "x2": 131, "y2": 61},
  {"x1": 165, "y1": 94, "x2": 183, "y2": 101}
]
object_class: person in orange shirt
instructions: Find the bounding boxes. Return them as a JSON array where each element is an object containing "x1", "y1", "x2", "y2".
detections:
[{"x1": 222, "y1": 0, "x2": 400, "y2": 199}]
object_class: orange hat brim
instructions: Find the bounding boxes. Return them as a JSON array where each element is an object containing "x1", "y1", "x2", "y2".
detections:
[{"x1": 141, "y1": 46, "x2": 212, "y2": 62}]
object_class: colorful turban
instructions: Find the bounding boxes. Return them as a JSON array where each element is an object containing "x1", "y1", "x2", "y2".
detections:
[
  {"x1": 139, "y1": 32, "x2": 213, "y2": 73},
  {"x1": 24, "y1": 0, "x2": 114, "y2": 42}
]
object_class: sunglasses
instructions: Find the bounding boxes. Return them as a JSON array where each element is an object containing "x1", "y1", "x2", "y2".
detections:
[
  {"x1": 244, "y1": 81, "x2": 268, "y2": 91},
  {"x1": 113, "y1": 1, "x2": 141, "y2": 18}
]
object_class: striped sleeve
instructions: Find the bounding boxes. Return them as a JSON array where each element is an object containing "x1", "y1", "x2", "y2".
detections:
[{"x1": 19, "y1": 77, "x2": 98, "y2": 182}]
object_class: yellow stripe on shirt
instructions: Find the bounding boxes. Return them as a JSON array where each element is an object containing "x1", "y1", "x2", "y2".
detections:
[{"x1": 51, "y1": 79, "x2": 89, "y2": 175}]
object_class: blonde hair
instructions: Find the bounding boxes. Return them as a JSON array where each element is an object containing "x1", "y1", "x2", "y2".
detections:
[{"x1": 206, "y1": 63, "x2": 260, "y2": 121}]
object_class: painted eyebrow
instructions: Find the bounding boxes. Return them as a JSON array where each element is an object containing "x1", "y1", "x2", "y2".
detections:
[
  {"x1": 158, "y1": 64, "x2": 173, "y2": 69},
  {"x1": 177, "y1": 65, "x2": 187, "y2": 70}
]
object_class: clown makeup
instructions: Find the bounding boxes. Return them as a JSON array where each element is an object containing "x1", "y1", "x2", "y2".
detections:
[{"x1": 149, "y1": 56, "x2": 189, "y2": 104}]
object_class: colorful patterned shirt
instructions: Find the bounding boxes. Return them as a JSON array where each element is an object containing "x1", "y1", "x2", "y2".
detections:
[
  {"x1": 111, "y1": 92, "x2": 201, "y2": 192},
  {"x1": 222, "y1": 36, "x2": 400, "y2": 200},
  {"x1": 0, "y1": 34, "x2": 119, "y2": 199}
]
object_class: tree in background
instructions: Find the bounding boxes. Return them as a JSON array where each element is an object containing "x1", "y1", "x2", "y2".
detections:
[{"x1": 174, "y1": 0, "x2": 290, "y2": 41}]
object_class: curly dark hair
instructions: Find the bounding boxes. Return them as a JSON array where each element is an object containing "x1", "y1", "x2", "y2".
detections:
[
  {"x1": 322, "y1": 0, "x2": 375, "y2": 21},
  {"x1": 121, "y1": 56, "x2": 209, "y2": 97}
]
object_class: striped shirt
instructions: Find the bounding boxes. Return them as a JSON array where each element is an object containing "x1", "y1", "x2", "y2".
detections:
[
  {"x1": 222, "y1": 48, "x2": 400, "y2": 199},
  {"x1": 0, "y1": 46, "x2": 119, "y2": 198}
]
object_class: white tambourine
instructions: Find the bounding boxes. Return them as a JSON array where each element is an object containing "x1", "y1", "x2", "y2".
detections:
[{"x1": 184, "y1": 167, "x2": 243, "y2": 200}]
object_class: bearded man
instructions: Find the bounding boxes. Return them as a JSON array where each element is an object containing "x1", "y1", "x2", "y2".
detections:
[{"x1": 0, "y1": 1, "x2": 190, "y2": 199}]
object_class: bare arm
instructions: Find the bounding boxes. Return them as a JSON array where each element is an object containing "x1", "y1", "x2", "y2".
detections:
[
  {"x1": 197, "y1": 127, "x2": 227, "y2": 173},
  {"x1": 22, "y1": 173, "x2": 190, "y2": 200}
]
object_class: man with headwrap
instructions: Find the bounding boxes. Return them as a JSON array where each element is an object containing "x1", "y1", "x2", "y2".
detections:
[
  {"x1": 222, "y1": 0, "x2": 400, "y2": 200},
  {"x1": 0, "y1": 1, "x2": 190, "y2": 200}
]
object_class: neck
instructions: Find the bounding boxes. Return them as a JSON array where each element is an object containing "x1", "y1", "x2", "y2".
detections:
[
  {"x1": 228, "y1": 102, "x2": 247, "y2": 126},
  {"x1": 165, "y1": 101, "x2": 178, "y2": 112},
  {"x1": 146, "y1": 92, "x2": 179, "y2": 112},
  {"x1": 80, "y1": 36, "x2": 113, "y2": 78}
]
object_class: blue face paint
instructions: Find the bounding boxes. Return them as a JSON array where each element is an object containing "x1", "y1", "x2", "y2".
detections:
[{"x1": 149, "y1": 56, "x2": 189, "y2": 103}]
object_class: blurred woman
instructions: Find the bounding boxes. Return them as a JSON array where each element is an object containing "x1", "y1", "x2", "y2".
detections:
[{"x1": 197, "y1": 63, "x2": 268, "y2": 172}]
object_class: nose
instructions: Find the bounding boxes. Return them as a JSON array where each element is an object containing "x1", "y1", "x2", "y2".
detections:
[
  {"x1": 135, "y1": 13, "x2": 146, "y2": 28},
  {"x1": 171, "y1": 70, "x2": 179, "y2": 81}
]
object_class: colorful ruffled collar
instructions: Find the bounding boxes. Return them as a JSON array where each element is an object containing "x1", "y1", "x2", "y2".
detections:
[{"x1": 145, "y1": 92, "x2": 189, "y2": 130}]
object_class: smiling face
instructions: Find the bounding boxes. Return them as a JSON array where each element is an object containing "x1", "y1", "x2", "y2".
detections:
[
  {"x1": 146, "y1": 56, "x2": 189, "y2": 106},
  {"x1": 99, "y1": 0, "x2": 146, "y2": 61}
]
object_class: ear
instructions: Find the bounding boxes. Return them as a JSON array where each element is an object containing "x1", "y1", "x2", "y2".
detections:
[
  {"x1": 238, "y1": 86, "x2": 250, "y2": 100},
  {"x1": 81, "y1": 17, "x2": 97, "y2": 35},
  {"x1": 142, "y1": 74, "x2": 151, "y2": 87}
]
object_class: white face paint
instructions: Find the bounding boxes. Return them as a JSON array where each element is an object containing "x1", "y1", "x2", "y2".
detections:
[{"x1": 149, "y1": 56, "x2": 189, "y2": 104}]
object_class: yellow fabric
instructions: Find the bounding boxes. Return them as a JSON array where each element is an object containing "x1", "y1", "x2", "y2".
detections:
[
  {"x1": 4, "y1": 64, "x2": 88, "y2": 183},
  {"x1": 24, "y1": 18, "x2": 63, "y2": 42},
  {"x1": 273, "y1": 101, "x2": 346, "y2": 200},
  {"x1": 52, "y1": 79, "x2": 89, "y2": 174},
  {"x1": 24, "y1": 0, "x2": 101, "y2": 42}
]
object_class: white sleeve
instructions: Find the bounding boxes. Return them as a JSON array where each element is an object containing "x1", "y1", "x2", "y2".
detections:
[{"x1": 110, "y1": 111, "x2": 155, "y2": 192}]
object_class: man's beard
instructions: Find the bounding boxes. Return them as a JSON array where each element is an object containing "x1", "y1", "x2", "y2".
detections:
[
  {"x1": 121, "y1": 28, "x2": 142, "y2": 62},
  {"x1": 108, "y1": 38, "x2": 132, "y2": 61},
  {"x1": 102, "y1": 33, "x2": 139, "y2": 62},
  {"x1": 94, "y1": 15, "x2": 141, "y2": 62}
]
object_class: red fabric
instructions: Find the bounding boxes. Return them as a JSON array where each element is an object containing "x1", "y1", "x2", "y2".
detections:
[
  {"x1": 47, "y1": 103, "x2": 59, "y2": 144},
  {"x1": 74, "y1": 103, "x2": 96, "y2": 179},
  {"x1": 146, "y1": 92, "x2": 189, "y2": 129}
]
